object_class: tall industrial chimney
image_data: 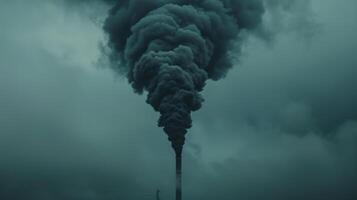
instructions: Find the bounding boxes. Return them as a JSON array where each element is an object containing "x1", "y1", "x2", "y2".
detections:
[{"x1": 176, "y1": 152, "x2": 182, "y2": 200}]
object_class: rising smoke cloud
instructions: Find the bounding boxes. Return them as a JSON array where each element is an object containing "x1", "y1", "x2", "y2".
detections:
[{"x1": 102, "y1": 0, "x2": 266, "y2": 154}]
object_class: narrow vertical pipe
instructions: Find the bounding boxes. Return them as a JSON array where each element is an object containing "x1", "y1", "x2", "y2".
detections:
[
  {"x1": 176, "y1": 153, "x2": 182, "y2": 200},
  {"x1": 156, "y1": 189, "x2": 160, "y2": 200}
]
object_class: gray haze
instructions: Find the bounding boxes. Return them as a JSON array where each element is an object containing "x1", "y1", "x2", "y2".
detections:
[{"x1": 0, "y1": 0, "x2": 356, "y2": 200}]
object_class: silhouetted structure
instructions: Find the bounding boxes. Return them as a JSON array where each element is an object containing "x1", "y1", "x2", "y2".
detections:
[
  {"x1": 171, "y1": 138, "x2": 183, "y2": 200},
  {"x1": 156, "y1": 189, "x2": 160, "y2": 200},
  {"x1": 176, "y1": 153, "x2": 182, "y2": 200}
]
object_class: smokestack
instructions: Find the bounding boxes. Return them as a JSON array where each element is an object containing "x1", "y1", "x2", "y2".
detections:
[
  {"x1": 176, "y1": 152, "x2": 182, "y2": 200},
  {"x1": 156, "y1": 189, "x2": 161, "y2": 200},
  {"x1": 172, "y1": 132, "x2": 183, "y2": 200}
]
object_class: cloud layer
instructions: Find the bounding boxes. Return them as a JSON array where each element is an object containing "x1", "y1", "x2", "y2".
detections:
[{"x1": 0, "y1": 0, "x2": 356, "y2": 200}]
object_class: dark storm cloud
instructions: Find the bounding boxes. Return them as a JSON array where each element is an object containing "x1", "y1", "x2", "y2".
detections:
[{"x1": 1, "y1": 0, "x2": 357, "y2": 200}]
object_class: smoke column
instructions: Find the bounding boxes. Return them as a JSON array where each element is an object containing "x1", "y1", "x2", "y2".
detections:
[{"x1": 102, "y1": 0, "x2": 265, "y2": 199}]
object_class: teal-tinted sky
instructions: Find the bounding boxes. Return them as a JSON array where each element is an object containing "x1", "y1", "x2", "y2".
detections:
[{"x1": 0, "y1": 0, "x2": 356, "y2": 199}]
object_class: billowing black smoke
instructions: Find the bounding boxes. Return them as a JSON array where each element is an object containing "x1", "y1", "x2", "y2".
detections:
[{"x1": 103, "y1": 0, "x2": 265, "y2": 155}]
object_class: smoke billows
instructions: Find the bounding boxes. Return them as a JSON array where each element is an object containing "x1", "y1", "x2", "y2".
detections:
[{"x1": 101, "y1": 0, "x2": 265, "y2": 154}]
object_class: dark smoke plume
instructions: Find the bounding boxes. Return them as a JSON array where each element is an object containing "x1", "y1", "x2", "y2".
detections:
[{"x1": 103, "y1": 0, "x2": 265, "y2": 154}]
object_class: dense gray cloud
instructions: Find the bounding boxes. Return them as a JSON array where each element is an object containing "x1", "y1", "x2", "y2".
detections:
[{"x1": 0, "y1": 0, "x2": 356, "y2": 200}]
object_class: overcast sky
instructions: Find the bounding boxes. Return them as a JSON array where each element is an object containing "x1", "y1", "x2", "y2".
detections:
[{"x1": 0, "y1": 0, "x2": 356, "y2": 200}]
